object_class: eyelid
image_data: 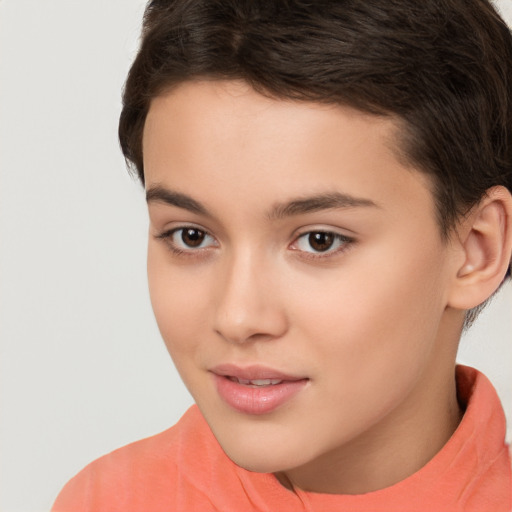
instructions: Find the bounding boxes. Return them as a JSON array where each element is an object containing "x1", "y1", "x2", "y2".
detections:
[
  {"x1": 155, "y1": 224, "x2": 219, "y2": 255},
  {"x1": 289, "y1": 228, "x2": 355, "y2": 258}
]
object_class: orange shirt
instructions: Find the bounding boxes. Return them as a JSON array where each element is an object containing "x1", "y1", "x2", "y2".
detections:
[{"x1": 52, "y1": 366, "x2": 511, "y2": 511}]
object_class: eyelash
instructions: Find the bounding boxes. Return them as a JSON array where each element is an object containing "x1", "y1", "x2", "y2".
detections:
[
  {"x1": 290, "y1": 231, "x2": 354, "y2": 259},
  {"x1": 155, "y1": 226, "x2": 355, "y2": 260},
  {"x1": 155, "y1": 227, "x2": 217, "y2": 257}
]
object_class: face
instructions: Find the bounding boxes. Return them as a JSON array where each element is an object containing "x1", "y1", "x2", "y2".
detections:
[{"x1": 143, "y1": 80, "x2": 460, "y2": 491}]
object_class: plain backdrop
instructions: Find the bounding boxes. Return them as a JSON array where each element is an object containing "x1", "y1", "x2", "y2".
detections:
[{"x1": 0, "y1": 1, "x2": 511, "y2": 511}]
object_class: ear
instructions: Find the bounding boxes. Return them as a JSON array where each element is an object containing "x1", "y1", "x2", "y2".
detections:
[{"x1": 447, "y1": 186, "x2": 512, "y2": 310}]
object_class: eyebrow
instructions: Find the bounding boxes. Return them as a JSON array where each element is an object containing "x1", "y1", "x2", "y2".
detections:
[
  {"x1": 267, "y1": 192, "x2": 379, "y2": 220},
  {"x1": 146, "y1": 185, "x2": 379, "y2": 219},
  {"x1": 146, "y1": 186, "x2": 209, "y2": 216}
]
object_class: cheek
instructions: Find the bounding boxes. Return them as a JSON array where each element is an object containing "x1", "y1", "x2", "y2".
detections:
[
  {"x1": 278, "y1": 256, "x2": 447, "y2": 446},
  {"x1": 287, "y1": 236, "x2": 449, "y2": 381},
  {"x1": 147, "y1": 244, "x2": 209, "y2": 360}
]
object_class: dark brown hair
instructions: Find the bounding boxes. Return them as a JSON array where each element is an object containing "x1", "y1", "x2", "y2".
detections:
[{"x1": 119, "y1": 0, "x2": 512, "y2": 276}]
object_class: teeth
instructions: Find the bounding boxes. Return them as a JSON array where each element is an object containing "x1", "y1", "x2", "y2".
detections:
[
  {"x1": 231, "y1": 377, "x2": 283, "y2": 386},
  {"x1": 250, "y1": 379, "x2": 282, "y2": 386}
]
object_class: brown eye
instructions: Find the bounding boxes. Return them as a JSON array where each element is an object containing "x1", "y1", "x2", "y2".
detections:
[
  {"x1": 157, "y1": 226, "x2": 216, "y2": 254},
  {"x1": 181, "y1": 228, "x2": 206, "y2": 247},
  {"x1": 292, "y1": 230, "x2": 352, "y2": 256},
  {"x1": 308, "y1": 232, "x2": 334, "y2": 252}
]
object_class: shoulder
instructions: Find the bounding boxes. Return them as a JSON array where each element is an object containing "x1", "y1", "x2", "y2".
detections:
[
  {"x1": 454, "y1": 366, "x2": 512, "y2": 510},
  {"x1": 51, "y1": 405, "x2": 219, "y2": 512}
]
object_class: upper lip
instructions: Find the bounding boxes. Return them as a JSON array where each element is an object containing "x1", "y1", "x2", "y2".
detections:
[{"x1": 210, "y1": 363, "x2": 306, "y2": 382}]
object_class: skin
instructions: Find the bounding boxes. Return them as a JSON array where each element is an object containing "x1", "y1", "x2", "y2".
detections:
[{"x1": 143, "y1": 80, "x2": 467, "y2": 494}]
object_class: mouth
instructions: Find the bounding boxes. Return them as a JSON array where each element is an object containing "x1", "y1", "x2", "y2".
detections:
[
  {"x1": 211, "y1": 364, "x2": 309, "y2": 415},
  {"x1": 226, "y1": 376, "x2": 285, "y2": 387}
]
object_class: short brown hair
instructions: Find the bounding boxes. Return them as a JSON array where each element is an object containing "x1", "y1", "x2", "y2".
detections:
[{"x1": 119, "y1": 0, "x2": 512, "y2": 276}]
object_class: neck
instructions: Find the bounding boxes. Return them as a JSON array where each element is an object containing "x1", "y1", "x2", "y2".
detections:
[{"x1": 276, "y1": 311, "x2": 465, "y2": 495}]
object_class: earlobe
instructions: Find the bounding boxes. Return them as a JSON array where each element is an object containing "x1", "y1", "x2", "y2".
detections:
[{"x1": 448, "y1": 186, "x2": 512, "y2": 310}]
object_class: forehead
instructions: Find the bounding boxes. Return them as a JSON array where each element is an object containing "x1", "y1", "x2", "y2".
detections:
[
  {"x1": 144, "y1": 80, "x2": 398, "y2": 157},
  {"x1": 142, "y1": 80, "x2": 436, "y2": 225}
]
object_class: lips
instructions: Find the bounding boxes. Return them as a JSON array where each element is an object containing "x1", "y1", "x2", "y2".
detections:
[{"x1": 211, "y1": 364, "x2": 308, "y2": 415}]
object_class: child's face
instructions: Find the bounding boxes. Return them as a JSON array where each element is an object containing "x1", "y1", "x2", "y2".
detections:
[{"x1": 144, "y1": 80, "x2": 461, "y2": 486}]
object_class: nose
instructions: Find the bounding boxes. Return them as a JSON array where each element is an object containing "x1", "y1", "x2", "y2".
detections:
[{"x1": 212, "y1": 250, "x2": 288, "y2": 344}]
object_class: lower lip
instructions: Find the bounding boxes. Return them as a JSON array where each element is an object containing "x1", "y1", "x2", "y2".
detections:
[{"x1": 213, "y1": 374, "x2": 308, "y2": 415}]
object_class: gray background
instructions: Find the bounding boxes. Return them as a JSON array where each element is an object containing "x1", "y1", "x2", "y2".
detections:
[{"x1": 1, "y1": 1, "x2": 511, "y2": 510}]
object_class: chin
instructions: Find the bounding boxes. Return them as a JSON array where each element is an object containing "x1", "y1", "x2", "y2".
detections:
[
  {"x1": 224, "y1": 447, "x2": 292, "y2": 474},
  {"x1": 214, "y1": 429, "x2": 310, "y2": 474},
  {"x1": 198, "y1": 401, "x2": 319, "y2": 474}
]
